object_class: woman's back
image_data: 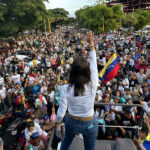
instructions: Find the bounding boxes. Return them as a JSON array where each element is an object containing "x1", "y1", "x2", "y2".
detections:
[
  {"x1": 64, "y1": 84, "x2": 96, "y2": 117},
  {"x1": 56, "y1": 50, "x2": 98, "y2": 123}
]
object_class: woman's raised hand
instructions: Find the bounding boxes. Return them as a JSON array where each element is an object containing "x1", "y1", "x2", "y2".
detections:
[{"x1": 87, "y1": 31, "x2": 95, "y2": 51}]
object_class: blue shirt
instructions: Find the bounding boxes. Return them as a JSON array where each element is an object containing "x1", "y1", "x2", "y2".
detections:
[{"x1": 33, "y1": 85, "x2": 40, "y2": 95}]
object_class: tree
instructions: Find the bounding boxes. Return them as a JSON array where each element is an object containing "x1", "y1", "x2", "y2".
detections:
[
  {"x1": 112, "y1": 5, "x2": 124, "y2": 25},
  {"x1": 0, "y1": 0, "x2": 48, "y2": 37},
  {"x1": 75, "y1": 4, "x2": 124, "y2": 34},
  {"x1": 76, "y1": 4, "x2": 150, "y2": 33},
  {"x1": 48, "y1": 8, "x2": 69, "y2": 20},
  {"x1": 121, "y1": 13, "x2": 138, "y2": 29},
  {"x1": 42, "y1": 8, "x2": 69, "y2": 32},
  {"x1": 121, "y1": 9, "x2": 150, "y2": 30},
  {"x1": 75, "y1": 7, "x2": 90, "y2": 27},
  {"x1": 134, "y1": 9, "x2": 150, "y2": 30}
]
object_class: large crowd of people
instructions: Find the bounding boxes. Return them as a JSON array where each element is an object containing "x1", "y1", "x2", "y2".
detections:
[{"x1": 0, "y1": 28, "x2": 150, "y2": 150}]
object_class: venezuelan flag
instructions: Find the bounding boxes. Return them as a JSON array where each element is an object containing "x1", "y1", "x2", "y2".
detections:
[
  {"x1": 99, "y1": 53, "x2": 120, "y2": 84},
  {"x1": 138, "y1": 36, "x2": 141, "y2": 52},
  {"x1": 138, "y1": 31, "x2": 142, "y2": 52}
]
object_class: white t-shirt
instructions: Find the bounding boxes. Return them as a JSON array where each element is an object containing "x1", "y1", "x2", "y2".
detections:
[
  {"x1": 0, "y1": 77, "x2": 4, "y2": 86},
  {"x1": 111, "y1": 105, "x2": 122, "y2": 112},
  {"x1": 123, "y1": 78, "x2": 129, "y2": 89},
  {"x1": 11, "y1": 74, "x2": 21, "y2": 83},
  {"x1": 146, "y1": 68, "x2": 150, "y2": 76},
  {"x1": 40, "y1": 86, "x2": 47, "y2": 95},
  {"x1": 118, "y1": 86, "x2": 125, "y2": 95},
  {"x1": 48, "y1": 91, "x2": 54, "y2": 102},
  {"x1": 65, "y1": 64, "x2": 70, "y2": 70},
  {"x1": 137, "y1": 73, "x2": 146, "y2": 84},
  {"x1": 24, "y1": 66, "x2": 30, "y2": 73},
  {"x1": 129, "y1": 59, "x2": 134, "y2": 67},
  {"x1": 29, "y1": 77, "x2": 35, "y2": 85},
  {"x1": 0, "y1": 87, "x2": 6, "y2": 99},
  {"x1": 125, "y1": 49, "x2": 129, "y2": 54},
  {"x1": 97, "y1": 90, "x2": 103, "y2": 97},
  {"x1": 101, "y1": 57, "x2": 106, "y2": 66},
  {"x1": 96, "y1": 90, "x2": 103, "y2": 101},
  {"x1": 124, "y1": 93, "x2": 132, "y2": 100},
  {"x1": 95, "y1": 109, "x2": 104, "y2": 120}
]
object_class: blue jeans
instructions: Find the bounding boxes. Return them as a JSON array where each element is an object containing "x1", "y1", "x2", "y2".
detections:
[{"x1": 60, "y1": 115, "x2": 98, "y2": 150}]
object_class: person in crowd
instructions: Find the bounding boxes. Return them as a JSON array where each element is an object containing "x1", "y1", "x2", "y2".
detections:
[
  {"x1": 35, "y1": 92, "x2": 48, "y2": 118},
  {"x1": 32, "y1": 80, "x2": 40, "y2": 96},
  {"x1": 24, "y1": 121, "x2": 47, "y2": 149},
  {"x1": 111, "y1": 96, "x2": 122, "y2": 113},
  {"x1": 40, "y1": 81, "x2": 48, "y2": 96},
  {"x1": 56, "y1": 31, "x2": 99, "y2": 150},
  {"x1": 134, "y1": 125, "x2": 149, "y2": 150},
  {"x1": 140, "y1": 98, "x2": 150, "y2": 114},
  {"x1": 0, "y1": 75, "x2": 4, "y2": 86},
  {"x1": 136, "y1": 69, "x2": 146, "y2": 84},
  {"x1": 118, "y1": 109, "x2": 135, "y2": 138},
  {"x1": 42, "y1": 116, "x2": 54, "y2": 137},
  {"x1": 0, "y1": 84, "x2": 9, "y2": 111}
]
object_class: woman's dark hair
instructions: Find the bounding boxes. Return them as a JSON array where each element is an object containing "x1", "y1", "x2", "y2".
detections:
[
  {"x1": 68, "y1": 55, "x2": 91, "y2": 96},
  {"x1": 27, "y1": 121, "x2": 34, "y2": 129}
]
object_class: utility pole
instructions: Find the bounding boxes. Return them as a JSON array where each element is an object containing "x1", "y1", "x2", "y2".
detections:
[
  {"x1": 103, "y1": 15, "x2": 104, "y2": 33},
  {"x1": 102, "y1": 0, "x2": 104, "y2": 33},
  {"x1": 44, "y1": 19, "x2": 47, "y2": 38},
  {"x1": 48, "y1": 18, "x2": 51, "y2": 33}
]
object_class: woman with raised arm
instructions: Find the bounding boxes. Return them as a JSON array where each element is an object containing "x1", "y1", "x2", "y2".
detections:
[{"x1": 55, "y1": 31, "x2": 99, "y2": 150}]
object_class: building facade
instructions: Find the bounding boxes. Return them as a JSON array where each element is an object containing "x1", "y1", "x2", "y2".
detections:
[{"x1": 107, "y1": 0, "x2": 150, "y2": 13}]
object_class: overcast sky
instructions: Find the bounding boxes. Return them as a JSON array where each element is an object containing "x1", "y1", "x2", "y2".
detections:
[{"x1": 45, "y1": 0, "x2": 98, "y2": 17}]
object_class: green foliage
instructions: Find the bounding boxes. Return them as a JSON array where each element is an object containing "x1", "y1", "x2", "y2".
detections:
[
  {"x1": 122, "y1": 9, "x2": 150, "y2": 30},
  {"x1": 76, "y1": 4, "x2": 150, "y2": 33},
  {"x1": 134, "y1": 9, "x2": 150, "y2": 30},
  {"x1": 48, "y1": 8, "x2": 69, "y2": 20},
  {"x1": 121, "y1": 13, "x2": 138, "y2": 28},
  {"x1": 0, "y1": 0, "x2": 48, "y2": 37},
  {"x1": 40, "y1": 8, "x2": 69, "y2": 32},
  {"x1": 75, "y1": 4, "x2": 124, "y2": 34}
]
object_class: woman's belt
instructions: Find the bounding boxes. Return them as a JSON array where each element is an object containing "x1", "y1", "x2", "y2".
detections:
[{"x1": 68, "y1": 113, "x2": 94, "y2": 121}]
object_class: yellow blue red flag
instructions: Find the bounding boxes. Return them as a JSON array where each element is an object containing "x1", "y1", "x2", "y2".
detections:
[
  {"x1": 99, "y1": 53, "x2": 120, "y2": 84},
  {"x1": 138, "y1": 31, "x2": 142, "y2": 52}
]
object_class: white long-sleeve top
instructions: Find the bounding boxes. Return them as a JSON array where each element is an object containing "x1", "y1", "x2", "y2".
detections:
[{"x1": 56, "y1": 51, "x2": 98, "y2": 123}]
